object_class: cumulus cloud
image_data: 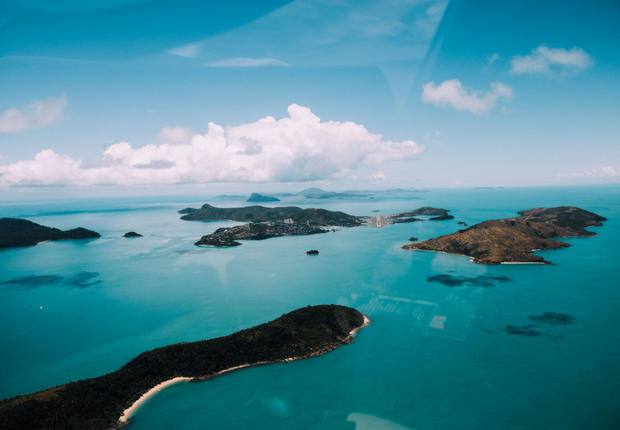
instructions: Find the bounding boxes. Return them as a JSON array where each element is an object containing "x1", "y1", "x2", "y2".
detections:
[
  {"x1": 570, "y1": 166, "x2": 619, "y2": 178},
  {"x1": 369, "y1": 171, "x2": 386, "y2": 181},
  {"x1": 0, "y1": 95, "x2": 67, "y2": 135},
  {"x1": 510, "y1": 45, "x2": 593, "y2": 76},
  {"x1": 0, "y1": 104, "x2": 424, "y2": 187},
  {"x1": 554, "y1": 166, "x2": 620, "y2": 182},
  {"x1": 203, "y1": 58, "x2": 291, "y2": 67},
  {"x1": 421, "y1": 79, "x2": 513, "y2": 114},
  {"x1": 157, "y1": 126, "x2": 195, "y2": 145}
]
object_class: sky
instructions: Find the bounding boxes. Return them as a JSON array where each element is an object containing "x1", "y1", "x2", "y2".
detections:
[{"x1": 0, "y1": 0, "x2": 619, "y2": 197}]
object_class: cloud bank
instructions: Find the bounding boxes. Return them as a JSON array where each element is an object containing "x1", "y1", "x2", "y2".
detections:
[
  {"x1": 0, "y1": 104, "x2": 423, "y2": 187},
  {"x1": 558, "y1": 166, "x2": 619, "y2": 179},
  {"x1": 0, "y1": 95, "x2": 67, "y2": 135},
  {"x1": 421, "y1": 79, "x2": 513, "y2": 114},
  {"x1": 510, "y1": 45, "x2": 593, "y2": 76}
]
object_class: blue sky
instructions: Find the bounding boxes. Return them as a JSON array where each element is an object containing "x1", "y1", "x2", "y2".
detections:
[{"x1": 1, "y1": 0, "x2": 619, "y2": 196}]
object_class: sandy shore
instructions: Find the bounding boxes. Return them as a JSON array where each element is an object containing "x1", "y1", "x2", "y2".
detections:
[
  {"x1": 118, "y1": 377, "x2": 190, "y2": 423},
  {"x1": 117, "y1": 314, "x2": 369, "y2": 425}
]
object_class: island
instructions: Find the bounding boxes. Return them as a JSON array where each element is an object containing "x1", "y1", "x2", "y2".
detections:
[
  {"x1": 179, "y1": 204, "x2": 363, "y2": 227},
  {"x1": 195, "y1": 222, "x2": 328, "y2": 246},
  {"x1": 123, "y1": 232, "x2": 142, "y2": 238},
  {"x1": 387, "y1": 207, "x2": 454, "y2": 223},
  {"x1": 0, "y1": 218, "x2": 101, "y2": 249},
  {"x1": 246, "y1": 193, "x2": 280, "y2": 203},
  {"x1": 216, "y1": 195, "x2": 247, "y2": 199},
  {"x1": 296, "y1": 188, "x2": 372, "y2": 199},
  {"x1": 0, "y1": 305, "x2": 367, "y2": 430},
  {"x1": 306, "y1": 250, "x2": 319, "y2": 255},
  {"x1": 402, "y1": 206, "x2": 607, "y2": 265}
]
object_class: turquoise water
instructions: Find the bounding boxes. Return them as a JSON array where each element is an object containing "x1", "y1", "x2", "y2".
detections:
[{"x1": 1, "y1": 186, "x2": 619, "y2": 429}]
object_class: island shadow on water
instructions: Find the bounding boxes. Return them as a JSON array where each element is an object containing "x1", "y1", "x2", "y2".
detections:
[
  {"x1": 426, "y1": 273, "x2": 512, "y2": 288},
  {"x1": 0, "y1": 272, "x2": 102, "y2": 290}
]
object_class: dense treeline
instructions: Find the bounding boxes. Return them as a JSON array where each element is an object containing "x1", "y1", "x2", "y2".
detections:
[
  {"x1": 0, "y1": 305, "x2": 364, "y2": 430},
  {"x1": 179, "y1": 204, "x2": 363, "y2": 226},
  {"x1": 0, "y1": 218, "x2": 100, "y2": 249}
]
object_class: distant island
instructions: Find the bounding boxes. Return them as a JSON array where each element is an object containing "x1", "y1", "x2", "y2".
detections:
[
  {"x1": 180, "y1": 205, "x2": 458, "y2": 245},
  {"x1": 296, "y1": 188, "x2": 372, "y2": 199},
  {"x1": 384, "y1": 207, "x2": 454, "y2": 224},
  {"x1": 403, "y1": 206, "x2": 606, "y2": 265},
  {"x1": 179, "y1": 204, "x2": 363, "y2": 227},
  {"x1": 0, "y1": 218, "x2": 100, "y2": 249},
  {"x1": 0, "y1": 305, "x2": 367, "y2": 430},
  {"x1": 195, "y1": 222, "x2": 328, "y2": 247},
  {"x1": 247, "y1": 193, "x2": 280, "y2": 202},
  {"x1": 123, "y1": 232, "x2": 142, "y2": 238}
]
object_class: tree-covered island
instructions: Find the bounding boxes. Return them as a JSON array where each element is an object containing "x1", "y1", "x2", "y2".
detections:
[
  {"x1": 403, "y1": 206, "x2": 606, "y2": 265},
  {"x1": 0, "y1": 218, "x2": 101, "y2": 249},
  {"x1": 0, "y1": 305, "x2": 367, "y2": 430}
]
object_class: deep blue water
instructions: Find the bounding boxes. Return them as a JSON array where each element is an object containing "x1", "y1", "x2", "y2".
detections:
[{"x1": 1, "y1": 186, "x2": 619, "y2": 430}]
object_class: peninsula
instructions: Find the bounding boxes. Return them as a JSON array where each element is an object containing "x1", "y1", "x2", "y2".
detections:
[
  {"x1": 0, "y1": 218, "x2": 100, "y2": 249},
  {"x1": 402, "y1": 206, "x2": 606, "y2": 265},
  {"x1": 0, "y1": 305, "x2": 367, "y2": 430}
]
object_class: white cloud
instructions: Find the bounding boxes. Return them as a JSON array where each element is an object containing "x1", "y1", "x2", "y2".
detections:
[
  {"x1": 488, "y1": 53, "x2": 500, "y2": 65},
  {"x1": 167, "y1": 43, "x2": 200, "y2": 58},
  {"x1": 573, "y1": 166, "x2": 619, "y2": 178},
  {"x1": 555, "y1": 166, "x2": 619, "y2": 181},
  {"x1": 0, "y1": 104, "x2": 424, "y2": 187},
  {"x1": 157, "y1": 126, "x2": 195, "y2": 145},
  {"x1": 369, "y1": 171, "x2": 386, "y2": 181},
  {"x1": 510, "y1": 45, "x2": 593, "y2": 76},
  {"x1": 0, "y1": 94, "x2": 67, "y2": 135},
  {"x1": 203, "y1": 58, "x2": 291, "y2": 67},
  {"x1": 421, "y1": 79, "x2": 513, "y2": 115}
]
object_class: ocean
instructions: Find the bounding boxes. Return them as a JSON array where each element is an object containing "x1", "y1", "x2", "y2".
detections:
[{"x1": 1, "y1": 186, "x2": 619, "y2": 430}]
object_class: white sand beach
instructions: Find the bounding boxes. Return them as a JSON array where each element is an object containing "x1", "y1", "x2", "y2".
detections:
[{"x1": 118, "y1": 377, "x2": 190, "y2": 423}]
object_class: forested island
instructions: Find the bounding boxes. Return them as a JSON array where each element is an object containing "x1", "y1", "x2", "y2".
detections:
[
  {"x1": 179, "y1": 204, "x2": 363, "y2": 227},
  {"x1": 247, "y1": 193, "x2": 280, "y2": 202},
  {"x1": 0, "y1": 218, "x2": 100, "y2": 249},
  {"x1": 387, "y1": 207, "x2": 454, "y2": 223},
  {"x1": 403, "y1": 206, "x2": 606, "y2": 265},
  {"x1": 0, "y1": 305, "x2": 366, "y2": 430},
  {"x1": 195, "y1": 222, "x2": 328, "y2": 247}
]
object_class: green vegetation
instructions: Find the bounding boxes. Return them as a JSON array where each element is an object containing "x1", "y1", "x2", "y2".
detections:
[
  {"x1": 403, "y1": 206, "x2": 606, "y2": 265},
  {"x1": 246, "y1": 193, "x2": 280, "y2": 202},
  {"x1": 0, "y1": 305, "x2": 365, "y2": 430},
  {"x1": 123, "y1": 232, "x2": 142, "y2": 238},
  {"x1": 0, "y1": 218, "x2": 100, "y2": 249},
  {"x1": 179, "y1": 204, "x2": 363, "y2": 227},
  {"x1": 387, "y1": 207, "x2": 454, "y2": 223},
  {"x1": 195, "y1": 222, "x2": 327, "y2": 246}
]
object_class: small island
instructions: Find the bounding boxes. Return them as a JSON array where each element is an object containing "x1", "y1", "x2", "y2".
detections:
[
  {"x1": 0, "y1": 305, "x2": 367, "y2": 430},
  {"x1": 195, "y1": 222, "x2": 327, "y2": 247},
  {"x1": 0, "y1": 218, "x2": 100, "y2": 249},
  {"x1": 123, "y1": 232, "x2": 142, "y2": 238},
  {"x1": 306, "y1": 250, "x2": 319, "y2": 255},
  {"x1": 387, "y1": 207, "x2": 454, "y2": 223},
  {"x1": 402, "y1": 206, "x2": 606, "y2": 265},
  {"x1": 246, "y1": 193, "x2": 280, "y2": 203}
]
